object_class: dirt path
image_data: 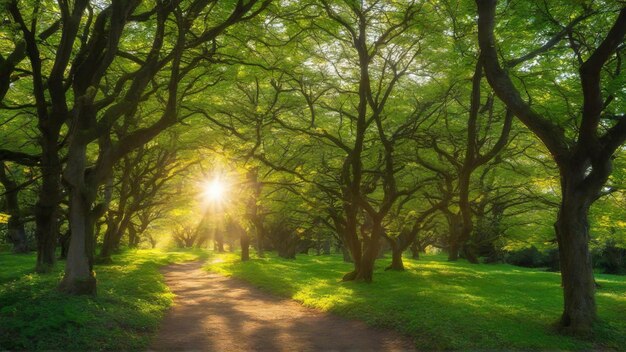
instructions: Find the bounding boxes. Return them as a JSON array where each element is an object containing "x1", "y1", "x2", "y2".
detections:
[{"x1": 150, "y1": 261, "x2": 415, "y2": 352}]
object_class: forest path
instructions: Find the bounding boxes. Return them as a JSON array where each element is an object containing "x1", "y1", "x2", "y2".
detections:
[{"x1": 150, "y1": 261, "x2": 415, "y2": 352}]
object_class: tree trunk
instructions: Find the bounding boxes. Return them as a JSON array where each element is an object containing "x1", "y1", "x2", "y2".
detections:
[
  {"x1": 215, "y1": 231, "x2": 225, "y2": 252},
  {"x1": 0, "y1": 164, "x2": 28, "y2": 253},
  {"x1": 410, "y1": 242, "x2": 420, "y2": 260},
  {"x1": 352, "y1": 221, "x2": 383, "y2": 282},
  {"x1": 556, "y1": 178, "x2": 596, "y2": 334},
  {"x1": 59, "y1": 141, "x2": 96, "y2": 295},
  {"x1": 241, "y1": 231, "x2": 250, "y2": 261},
  {"x1": 255, "y1": 220, "x2": 265, "y2": 258},
  {"x1": 59, "y1": 187, "x2": 97, "y2": 295},
  {"x1": 58, "y1": 231, "x2": 70, "y2": 260},
  {"x1": 340, "y1": 207, "x2": 362, "y2": 281},
  {"x1": 322, "y1": 238, "x2": 331, "y2": 255},
  {"x1": 128, "y1": 224, "x2": 139, "y2": 248},
  {"x1": 458, "y1": 167, "x2": 479, "y2": 264},
  {"x1": 354, "y1": 242, "x2": 379, "y2": 282},
  {"x1": 376, "y1": 237, "x2": 386, "y2": 259},
  {"x1": 7, "y1": 215, "x2": 28, "y2": 253},
  {"x1": 340, "y1": 243, "x2": 353, "y2": 262},
  {"x1": 447, "y1": 213, "x2": 462, "y2": 261},
  {"x1": 35, "y1": 133, "x2": 62, "y2": 272},
  {"x1": 98, "y1": 219, "x2": 119, "y2": 263},
  {"x1": 462, "y1": 243, "x2": 480, "y2": 264},
  {"x1": 385, "y1": 241, "x2": 405, "y2": 271},
  {"x1": 101, "y1": 214, "x2": 132, "y2": 260}
]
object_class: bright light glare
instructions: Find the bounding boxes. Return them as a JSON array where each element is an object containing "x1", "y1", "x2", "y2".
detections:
[{"x1": 203, "y1": 178, "x2": 227, "y2": 202}]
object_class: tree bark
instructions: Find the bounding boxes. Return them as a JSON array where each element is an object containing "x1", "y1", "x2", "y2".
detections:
[
  {"x1": 241, "y1": 231, "x2": 250, "y2": 262},
  {"x1": 386, "y1": 241, "x2": 405, "y2": 271},
  {"x1": 128, "y1": 224, "x2": 139, "y2": 248},
  {"x1": 255, "y1": 220, "x2": 265, "y2": 258},
  {"x1": 555, "y1": 171, "x2": 597, "y2": 333},
  {"x1": 410, "y1": 242, "x2": 420, "y2": 260},
  {"x1": 98, "y1": 218, "x2": 119, "y2": 263},
  {"x1": 35, "y1": 134, "x2": 62, "y2": 272},
  {"x1": 447, "y1": 213, "x2": 462, "y2": 261},
  {"x1": 59, "y1": 186, "x2": 97, "y2": 295},
  {"x1": 351, "y1": 221, "x2": 383, "y2": 282},
  {"x1": 340, "y1": 203, "x2": 363, "y2": 280},
  {"x1": 341, "y1": 244, "x2": 353, "y2": 262},
  {"x1": 475, "y1": 0, "x2": 626, "y2": 335},
  {"x1": 59, "y1": 141, "x2": 97, "y2": 295}
]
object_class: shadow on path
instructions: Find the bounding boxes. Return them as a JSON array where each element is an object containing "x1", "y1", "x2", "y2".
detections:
[{"x1": 150, "y1": 261, "x2": 415, "y2": 352}]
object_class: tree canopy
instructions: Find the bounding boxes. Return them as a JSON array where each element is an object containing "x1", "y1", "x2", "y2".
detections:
[{"x1": 1, "y1": 0, "x2": 625, "y2": 335}]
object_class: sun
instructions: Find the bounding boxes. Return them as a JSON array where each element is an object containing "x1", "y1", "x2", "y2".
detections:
[{"x1": 203, "y1": 178, "x2": 227, "y2": 202}]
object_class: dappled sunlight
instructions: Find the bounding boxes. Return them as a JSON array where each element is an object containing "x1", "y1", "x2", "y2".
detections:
[
  {"x1": 2, "y1": 0, "x2": 624, "y2": 350},
  {"x1": 204, "y1": 252, "x2": 626, "y2": 350},
  {"x1": 0, "y1": 249, "x2": 207, "y2": 350}
]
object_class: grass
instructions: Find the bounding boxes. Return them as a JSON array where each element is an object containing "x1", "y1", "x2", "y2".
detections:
[
  {"x1": 0, "y1": 248, "x2": 208, "y2": 351},
  {"x1": 206, "y1": 252, "x2": 626, "y2": 350}
]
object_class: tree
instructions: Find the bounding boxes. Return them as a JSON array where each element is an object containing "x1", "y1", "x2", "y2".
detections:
[
  {"x1": 2, "y1": 0, "x2": 272, "y2": 295},
  {"x1": 0, "y1": 162, "x2": 29, "y2": 252},
  {"x1": 99, "y1": 135, "x2": 187, "y2": 262},
  {"x1": 476, "y1": 0, "x2": 626, "y2": 333}
]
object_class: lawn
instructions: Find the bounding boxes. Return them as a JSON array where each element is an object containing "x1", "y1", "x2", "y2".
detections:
[
  {"x1": 206, "y1": 252, "x2": 626, "y2": 350},
  {"x1": 0, "y1": 249, "x2": 207, "y2": 351}
]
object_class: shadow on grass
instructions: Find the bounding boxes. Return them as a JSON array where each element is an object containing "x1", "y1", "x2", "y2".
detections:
[
  {"x1": 0, "y1": 248, "x2": 207, "y2": 351},
  {"x1": 207, "y1": 252, "x2": 626, "y2": 350},
  {"x1": 0, "y1": 252, "x2": 38, "y2": 284}
]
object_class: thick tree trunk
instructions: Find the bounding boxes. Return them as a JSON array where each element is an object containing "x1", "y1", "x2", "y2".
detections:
[
  {"x1": 35, "y1": 135, "x2": 62, "y2": 272},
  {"x1": 556, "y1": 179, "x2": 596, "y2": 333},
  {"x1": 341, "y1": 234, "x2": 362, "y2": 280},
  {"x1": 59, "y1": 187, "x2": 97, "y2": 295},
  {"x1": 448, "y1": 241, "x2": 459, "y2": 261},
  {"x1": 353, "y1": 242, "x2": 379, "y2": 282},
  {"x1": 59, "y1": 140, "x2": 96, "y2": 295},
  {"x1": 277, "y1": 241, "x2": 296, "y2": 259},
  {"x1": 341, "y1": 206, "x2": 362, "y2": 280},
  {"x1": 458, "y1": 170, "x2": 480, "y2": 264},
  {"x1": 385, "y1": 241, "x2": 405, "y2": 271},
  {"x1": 351, "y1": 221, "x2": 383, "y2": 282},
  {"x1": 7, "y1": 216, "x2": 28, "y2": 253}
]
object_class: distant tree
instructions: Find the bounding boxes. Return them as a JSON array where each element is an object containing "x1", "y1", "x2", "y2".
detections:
[{"x1": 0, "y1": 162, "x2": 28, "y2": 252}]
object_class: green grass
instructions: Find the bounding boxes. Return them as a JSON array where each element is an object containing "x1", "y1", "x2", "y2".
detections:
[
  {"x1": 0, "y1": 248, "x2": 208, "y2": 351},
  {"x1": 206, "y1": 252, "x2": 626, "y2": 350}
]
